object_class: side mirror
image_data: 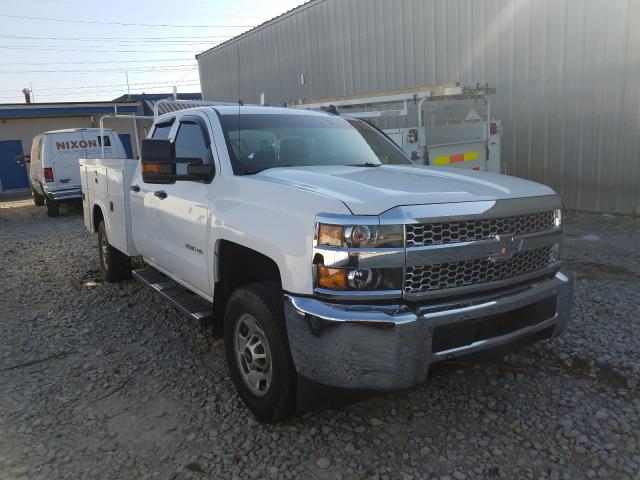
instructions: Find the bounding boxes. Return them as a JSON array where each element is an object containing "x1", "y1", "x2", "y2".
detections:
[
  {"x1": 141, "y1": 139, "x2": 175, "y2": 184},
  {"x1": 141, "y1": 138, "x2": 214, "y2": 184},
  {"x1": 186, "y1": 163, "x2": 214, "y2": 181},
  {"x1": 16, "y1": 153, "x2": 30, "y2": 165}
]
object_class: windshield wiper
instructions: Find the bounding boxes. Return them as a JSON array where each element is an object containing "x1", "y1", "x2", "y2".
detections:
[
  {"x1": 238, "y1": 169, "x2": 264, "y2": 176},
  {"x1": 348, "y1": 162, "x2": 382, "y2": 167},
  {"x1": 238, "y1": 165, "x2": 293, "y2": 176}
]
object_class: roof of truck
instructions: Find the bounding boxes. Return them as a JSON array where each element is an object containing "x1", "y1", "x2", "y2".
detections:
[
  {"x1": 153, "y1": 105, "x2": 335, "y2": 124},
  {"x1": 212, "y1": 105, "x2": 331, "y2": 116}
]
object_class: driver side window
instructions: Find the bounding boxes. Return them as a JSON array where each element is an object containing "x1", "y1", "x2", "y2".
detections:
[
  {"x1": 174, "y1": 122, "x2": 211, "y2": 164},
  {"x1": 173, "y1": 118, "x2": 212, "y2": 176}
]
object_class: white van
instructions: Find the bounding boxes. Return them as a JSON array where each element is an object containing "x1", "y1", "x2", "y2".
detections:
[{"x1": 28, "y1": 128, "x2": 128, "y2": 217}]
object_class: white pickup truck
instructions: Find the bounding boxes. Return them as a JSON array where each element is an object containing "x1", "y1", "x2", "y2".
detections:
[{"x1": 80, "y1": 105, "x2": 572, "y2": 422}]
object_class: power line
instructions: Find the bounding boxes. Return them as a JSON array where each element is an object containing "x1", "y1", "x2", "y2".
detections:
[
  {"x1": 3, "y1": 59, "x2": 192, "y2": 66},
  {"x1": 0, "y1": 42, "x2": 213, "y2": 48},
  {"x1": 23, "y1": 83, "x2": 202, "y2": 98},
  {"x1": 0, "y1": 79, "x2": 200, "y2": 94},
  {"x1": 4, "y1": 66, "x2": 196, "y2": 74},
  {"x1": 0, "y1": 34, "x2": 234, "y2": 41},
  {"x1": 0, "y1": 83, "x2": 201, "y2": 100},
  {"x1": 0, "y1": 36, "x2": 230, "y2": 45},
  {"x1": 0, "y1": 13, "x2": 253, "y2": 28},
  {"x1": 0, "y1": 46, "x2": 206, "y2": 53}
]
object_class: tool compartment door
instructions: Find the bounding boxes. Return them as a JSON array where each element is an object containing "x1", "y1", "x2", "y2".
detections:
[{"x1": 426, "y1": 123, "x2": 487, "y2": 170}]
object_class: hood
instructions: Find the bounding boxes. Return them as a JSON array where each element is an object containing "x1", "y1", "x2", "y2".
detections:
[{"x1": 254, "y1": 165, "x2": 557, "y2": 215}]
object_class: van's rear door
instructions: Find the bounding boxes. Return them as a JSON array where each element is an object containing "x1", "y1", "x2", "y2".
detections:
[{"x1": 48, "y1": 132, "x2": 86, "y2": 189}]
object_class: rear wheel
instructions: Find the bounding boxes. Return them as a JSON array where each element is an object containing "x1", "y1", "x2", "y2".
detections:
[
  {"x1": 224, "y1": 283, "x2": 296, "y2": 423},
  {"x1": 32, "y1": 189, "x2": 45, "y2": 206},
  {"x1": 98, "y1": 221, "x2": 131, "y2": 282},
  {"x1": 44, "y1": 197, "x2": 59, "y2": 217}
]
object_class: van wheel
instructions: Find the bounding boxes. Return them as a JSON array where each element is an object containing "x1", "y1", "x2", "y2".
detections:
[
  {"x1": 98, "y1": 221, "x2": 131, "y2": 282},
  {"x1": 32, "y1": 189, "x2": 45, "y2": 206},
  {"x1": 45, "y1": 197, "x2": 59, "y2": 217},
  {"x1": 224, "y1": 283, "x2": 296, "y2": 423}
]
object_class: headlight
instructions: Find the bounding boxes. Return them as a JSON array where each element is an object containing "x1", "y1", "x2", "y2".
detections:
[
  {"x1": 316, "y1": 223, "x2": 403, "y2": 248},
  {"x1": 317, "y1": 265, "x2": 403, "y2": 291},
  {"x1": 554, "y1": 209, "x2": 562, "y2": 227}
]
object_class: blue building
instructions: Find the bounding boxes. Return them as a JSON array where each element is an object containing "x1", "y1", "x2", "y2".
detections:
[{"x1": 0, "y1": 93, "x2": 201, "y2": 193}]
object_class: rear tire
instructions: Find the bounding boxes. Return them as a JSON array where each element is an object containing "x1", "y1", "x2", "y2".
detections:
[
  {"x1": 44, "y1": 197, "x2": 59, "y2": 217},
  {"x1": 98, "y1": 221, "x2": 131, "y2": 282},
  {"x1": 32, "y1": 189, "x2": 45, "y2": 206},
  {"x1": 224, "y1": 282, "x2": 296, "y2": 423}
]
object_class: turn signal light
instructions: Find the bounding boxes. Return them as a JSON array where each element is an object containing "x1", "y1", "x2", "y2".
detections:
[
  {"x1": 43, "y1": 167, "x2": 54, "y2": 182},
  {"x1": 317, "y1": 266, "x2": 347, "y2": 290},
  {"x1": 318, "y1": 224, "x2": 343, "y2": 247},
  {"x1": 141, "y1": 163, "x2": 163, "y2": 174}
]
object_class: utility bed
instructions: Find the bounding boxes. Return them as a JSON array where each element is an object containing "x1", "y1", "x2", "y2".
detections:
[{"x1": 79, "y1": 158, "x2": 138, "y2": 256}]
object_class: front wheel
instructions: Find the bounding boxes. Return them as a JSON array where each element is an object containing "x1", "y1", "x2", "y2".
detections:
[
  {"x1": 98, "y1": 221, "x2": 131, "y2": 282},
  {"x1": 224, "y1": 283, "x2": 296, "y2": 423}
]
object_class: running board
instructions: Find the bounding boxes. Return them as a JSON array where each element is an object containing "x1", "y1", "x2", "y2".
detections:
[{"x1": 132, "y1": 267, "x2": 213, "y2": 327}]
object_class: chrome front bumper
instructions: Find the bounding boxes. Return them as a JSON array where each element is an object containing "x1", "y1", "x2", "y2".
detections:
[
  {"x1": 44, "y1": 187, "x2": 82, "y2": 201},
  {"x1": 284, "y1": 271, "x2": 573, "y2": 390}
]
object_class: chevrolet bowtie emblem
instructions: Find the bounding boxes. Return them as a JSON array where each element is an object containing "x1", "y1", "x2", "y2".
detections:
[{"x1": 490, "y1": 234, "x2": 524, "y2": 262}]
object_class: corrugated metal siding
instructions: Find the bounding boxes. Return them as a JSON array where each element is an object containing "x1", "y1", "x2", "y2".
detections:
[{"x1": 197, "y1": 0, "x2": 640, "y2": 215}]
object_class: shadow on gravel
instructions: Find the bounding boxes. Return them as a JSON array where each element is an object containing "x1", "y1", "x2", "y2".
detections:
[
  {"x1": 56, "y1": 200, "x2": 84, "y2": 217},
  {"x1": 505, "y1": 346, "x2": 638, "y2": 397},
  {"x1": 570, "y1": 260, "x2": 636, "y2": 280}
]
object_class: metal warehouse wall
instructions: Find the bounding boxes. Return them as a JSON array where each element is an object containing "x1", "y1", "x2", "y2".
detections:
[{"x1": 197, "y1": 0, "x2": 640, "y2": 215}]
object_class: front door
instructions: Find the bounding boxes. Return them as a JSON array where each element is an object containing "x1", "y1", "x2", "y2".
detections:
[
  {"x1": 152, "y1": 114, "x2": 215, "y2": 299},
  {"x1": 130, "y1": 118, "x2": 175, "y2": 264},
  {"x1": 0, "y1": 140, "x2": 29, "y2": 191}
]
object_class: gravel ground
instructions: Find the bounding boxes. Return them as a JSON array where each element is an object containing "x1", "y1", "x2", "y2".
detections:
[{"x1": 1, "y1": 198, "x2": 639, "y2": 480}]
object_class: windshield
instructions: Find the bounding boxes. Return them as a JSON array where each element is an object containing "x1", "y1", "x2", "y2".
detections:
[{"x1": 219, "y1": 113, "x2": 411, "y2": 175}]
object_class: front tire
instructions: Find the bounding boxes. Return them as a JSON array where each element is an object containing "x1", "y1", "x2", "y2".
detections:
[
  {"x1": 224, "y1": 283, "x2": 296, "y2": 423},
  {"x1": 98, "y1": 221, "x2": 131, "y2": 282},
  {"x1": 32, "y1": 189, "x2": 45, "y2": 206},
  {"x1": 44, "y1": 197, "x2": 59, "y2": 217}
]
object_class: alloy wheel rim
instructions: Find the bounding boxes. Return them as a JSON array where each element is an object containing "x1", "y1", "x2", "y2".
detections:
[{"x1": 233, "y1": 313, "x2": 272, "y2": 397}]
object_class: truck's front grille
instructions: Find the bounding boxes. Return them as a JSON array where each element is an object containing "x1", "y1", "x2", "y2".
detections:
[
  {"x1": 404, "y1": 246, "x2": 554, "y2": 294},
  {"x1": 405, "y1": 211, "x2": 555, "y2": 247}
]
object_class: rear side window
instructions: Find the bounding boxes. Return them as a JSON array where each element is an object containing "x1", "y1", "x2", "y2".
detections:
[{"x1": 152, "y1": 120, "x2": 174, "y2": 140}]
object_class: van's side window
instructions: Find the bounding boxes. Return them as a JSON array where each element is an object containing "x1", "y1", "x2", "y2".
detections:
[
  {"x1": 152, "y1": 120, "x2": 174, "y2": 140},
  {"x1": 97, "y1": 136, "x2": 112, "y2": 147}
]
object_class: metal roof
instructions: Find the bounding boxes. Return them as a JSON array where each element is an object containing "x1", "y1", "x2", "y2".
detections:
[
  {"x1": 196, "y1": 0, "x2": 320, "y2": 59},
  {"x1": 0, "y1": 101, "x2": 139, "y2": 119},
  {"x1": 196, "y1": 0, "x2": 640, "y2": 215}
]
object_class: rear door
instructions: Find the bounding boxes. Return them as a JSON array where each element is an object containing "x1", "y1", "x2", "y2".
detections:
[{"x1": 47, "y1": 132, "x2": 87, "y2": 190}]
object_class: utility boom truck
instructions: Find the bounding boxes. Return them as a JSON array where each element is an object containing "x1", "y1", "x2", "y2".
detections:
[
  {"x1": 290, "y1": 82, "x2": 502, "y2": 173},
  {"x1": 80, "y1": 104, "x2": 572, "y2": 422}
]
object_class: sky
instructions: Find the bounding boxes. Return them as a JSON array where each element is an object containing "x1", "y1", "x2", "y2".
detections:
[{"x1": 0, "y1": 0, "x2": 302, "y2": 104}]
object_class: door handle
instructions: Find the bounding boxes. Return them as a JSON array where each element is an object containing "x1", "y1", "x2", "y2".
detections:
[
  {"x1": 130, "y1": 184, "x2": 140, "y2": 192},
  {"x1": 154, "y1": 190, "x2": 167, "y2": 199}
]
